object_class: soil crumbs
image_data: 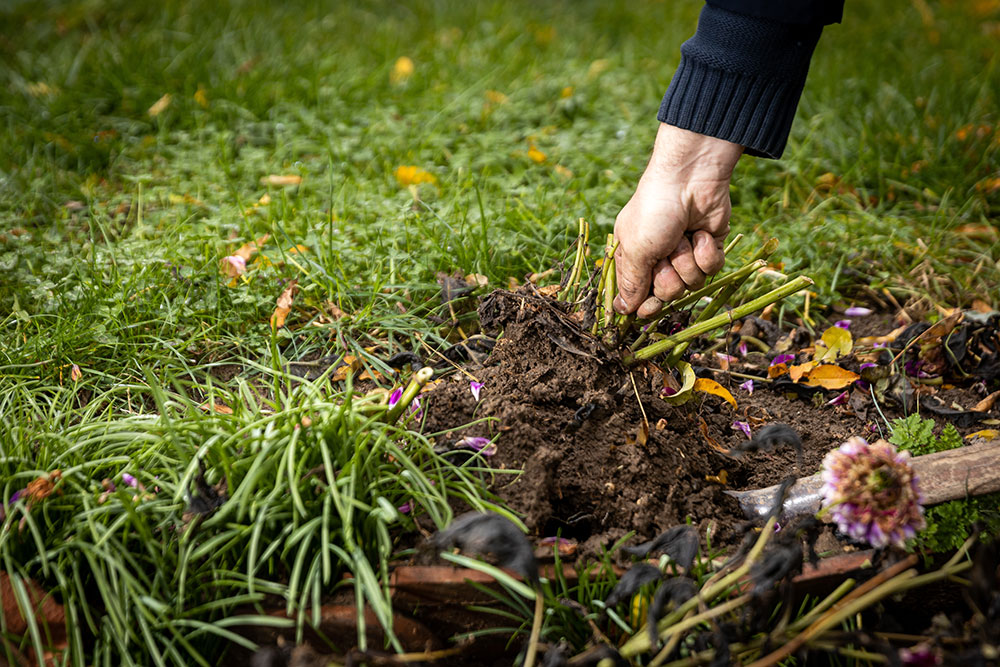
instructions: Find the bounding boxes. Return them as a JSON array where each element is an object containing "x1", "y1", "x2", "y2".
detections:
[{"x1": 420, "y1": 288, "x2": 996, "y2": 558}]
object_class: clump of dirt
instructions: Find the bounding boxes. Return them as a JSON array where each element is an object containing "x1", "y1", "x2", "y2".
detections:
[
  {"x1": 421, "y1": 288, "x2": 749, "y2": 555},
  {"x1": 420, "y1": 288, "x2": 1000, "y2": 558}
]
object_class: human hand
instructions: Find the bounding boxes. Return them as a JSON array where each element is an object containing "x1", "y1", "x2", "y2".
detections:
[{"x1": 613, "y1": 123, "x2": 743, "y2": 318}]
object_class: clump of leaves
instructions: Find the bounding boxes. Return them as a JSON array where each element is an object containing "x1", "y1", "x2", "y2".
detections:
[
  {"x1": 888, "y1": 413, "x2": 963, "y2": 456},
  {"x1": 888, "y1": 414, "x2": 1000, "y2": 554}
]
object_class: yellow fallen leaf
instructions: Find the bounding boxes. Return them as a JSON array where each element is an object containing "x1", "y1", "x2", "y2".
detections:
[
  {"x1": 394, "y1": 165, "x2": 437, "y2": 187},
  {"x1": 527, "y1": 144, "x2": 547, "y2": 164},
  {"x1": 260, "y1": 174, "x2": 302, "y2": 187},
  {"x1": 390, "y1": 56, "x2": 415, "y2": 84},
  {"x1": 553, "y1": 164, "x2": 573, "y2": 179},
  {"x1": 484, "y1": 90, "x2": 508, "y2": 104},
  {"x1": 194, "y1": 85, "x2": 209, "y2": 108},
  {"x1": 270, "y1": 280, "x2": 298, "y2": 329},
  {"x1": 27, "y1": 81, "x2": 56, "y2": 97},
  {"x1": 705, "y1": 470, "x2": 728, "y2": 485},
  {"x1": 814, "y1": 326, "x2": 853, "y2": 363},
  {"x1": 857, "y1": 324, "x2": 908, "y2": 347},
  {"x1": 803, "y1": 364, "x2": 860, "y2": 390},
  {"x1": 966, "y1": 429, "x2": 999, "y2": 442},
  {"x1": 199, "y1": 402, "x2": 233, "y2": 414},
  {"x1": 560, "y1": 86, "x2": 574, "y2": 99},
  {"x1": 148, "y1": 93, "x2": 172, "y2": 117},
  {"x1": 287, "y1": 244, "x2": 309, "y2": 255},
  {"x1": 693, "y1": 378, "x2": 737, "y2": 409}
]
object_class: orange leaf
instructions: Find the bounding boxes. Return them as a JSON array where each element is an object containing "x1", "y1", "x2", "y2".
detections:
[
  {"x1": 788, "y1": 361, "x2": 816, "y2": 383},
  {"x1": 973, "y1": 390, "x2": 1000, "y2": 413},
  {"x1": 270, "y1": 280, "x2": 298, "y2": 329},
  {"x1": 693, "y1": 378, "x2": 736, "y2": 409},
  {"x1": 332, "y1": 355, "x2": 362, "y2": 382},
  {"x1": 803, "y1": 364, "x2": 860, "y2": 389},
  {"x1": 767, "y1": 363, "x2": 789, "y2": 379},
  {"x1": 70, "y1": 364, "x2": 82, "y2": 382},
  {"x1": 199, "y1": 402, "x2": 233, "y2": 414}
]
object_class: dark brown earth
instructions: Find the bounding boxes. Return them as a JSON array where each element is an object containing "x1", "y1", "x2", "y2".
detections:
[{"x1": 418, "y1": 288, "x2": 998, "y2": 558}]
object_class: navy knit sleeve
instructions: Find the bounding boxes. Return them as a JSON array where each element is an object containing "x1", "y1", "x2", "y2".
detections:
[{"x1": 657, "y1": 4, "x2": 829, "y2": 159}]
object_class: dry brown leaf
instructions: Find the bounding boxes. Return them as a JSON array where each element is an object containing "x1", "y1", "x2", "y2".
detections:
[
  {"x1": 326, "y1": 301, "x2": 347, "y2": 319},
  {"x1": 537, "y1": 284, "x2": 561, "y2": 297},
  {"x1": 925, "y1": 311, "x2": 963, "y2": 339},
  {"x1": 148, "y1": 93, "x2": 172, "y2": 117},
  {"x1": 199, "y1": 402, "x2": 233, "y2": 414},
  {"x1": 260, "y1": 174, "x2": 302, "y2": 187},
  {"x1": 697, "y1": 417, "x2": 727, "y2": 453},
  {"x1": 803, "y1": 364, "x2": 860, "y2": 390},
  {"x1": 856, "y1": 324, "x2": 909, "y2": 347},
  {"x1": 973, "y1": 390, "x2": 1000, "y2": 413},
  {"x1": 971, "y1": 299, "x2": 994, "y2": 313},
  {"x1": 507, "y1": 276, "x2": 521, "y2": 290},
  {"x1": 693, "y1": 378, "x2": 736, "y2": 409},
  {"x1": 464, "y1": 273, "x2": 489, "y2": 287},
  {"x1": 70, "y1": 364, "x2": 82, "y2": 382},
  {"x1": 25, "y1": 471, "x2": 62, "y2": 503},
  {"x1": 270, "y1": 280, "x2": 298, "y2": 329}
]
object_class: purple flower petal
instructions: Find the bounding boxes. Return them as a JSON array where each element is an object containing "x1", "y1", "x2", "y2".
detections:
[
  {"x1": 739, "y1": 379, "x2": 754, "y2": 395},
  {"x1": 388, "y1": 388, "x2": 402, "y2": 407},
  {"x1": 859, "y1": 362, "x2": 876, "y2": 370},
  {"x1": 834, "y1": 319, "x2": 851, "y2": 329},
  {"x1": 738, "y1": 341, "x2": 748, "y2": 356},
  {"x1": 469, "y1": 381, "x2": 484, "y2": 402},
  {"x1": 826, "y1": 391, "x2": 849, "y2": 406},
  {"x1": 770, "y1": 354, "x2": 795, "y2": 367},
  {"x1": 716, "y1": 353, "x2": 737, "y2": 364},
  {"x1": 397, "y1": 501, "x2": 412, "y2": 514},
  {"x1": 456, "y1": 436, "x2": 497, "y2": 456},
  {"x1": 732, "y1": 421, "x2": 752, "y2": 439},
  {"x1": 122, "y1": 473, "x2": 138, "y2": 488},
  {"x1": 539, "y1": 536, "x2": 573, "y2": 547},
  {"x1": 845, "y1": 306, "x2": 873, "y2": 317},
  {"x1": 410, "y1": 396, "x2": 422, "y2": 419},
  {"x1": 8, "y1": 489, "x2": 23, "y2": 505},
  {"x1": 660, "y1": 386, "x2": 677, "y2": 397}
]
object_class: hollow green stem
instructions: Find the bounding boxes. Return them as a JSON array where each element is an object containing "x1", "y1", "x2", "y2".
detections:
[
  {"x1": 385, "y1": 367, "x2": 433, "y2": 424},
  {"x1": 625, "y1": 276, "x2": 812, "y2": 364},
  {"x1": 559, "y1": 218, "x2": 588, "y2": 302}
]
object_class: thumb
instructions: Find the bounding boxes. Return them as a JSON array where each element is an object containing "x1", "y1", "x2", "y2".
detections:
[{"x1": 613, "y1": 243, "x2": 653, "y2": 315}]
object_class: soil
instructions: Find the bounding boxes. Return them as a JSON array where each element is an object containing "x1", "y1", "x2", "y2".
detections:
[{"x1": 418, "y1": 288, "x2": 998, "y2": 559}]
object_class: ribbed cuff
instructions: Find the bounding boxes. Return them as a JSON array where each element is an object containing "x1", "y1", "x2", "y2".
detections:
[{"x1": 658, "y1": 5, "x2": 823, "y2": 159}]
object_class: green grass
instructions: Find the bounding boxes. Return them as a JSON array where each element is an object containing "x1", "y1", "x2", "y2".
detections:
[{"x1": 1, "y1": 0, "x2": 999, "y2": 663}]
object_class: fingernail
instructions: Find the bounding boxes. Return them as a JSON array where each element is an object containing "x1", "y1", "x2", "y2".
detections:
[{"x1": 613, "y1": 296, "x2": 628, "y2": 315}]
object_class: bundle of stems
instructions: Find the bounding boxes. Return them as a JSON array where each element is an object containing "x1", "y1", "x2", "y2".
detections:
[{"x1": 559, "y1": 228, "x2": 812, "y2": 368}]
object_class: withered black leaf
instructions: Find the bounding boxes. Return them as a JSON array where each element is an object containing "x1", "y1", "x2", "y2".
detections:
[
  {"x1": 729, "y1": 424, "x2": 803, "y2": 467},
  {"x1": 749, "y1": 541, "x2": 803, "y2": 596},
  {"x1": 386, "y1": 351, "x2": 424, "y2": 371},
  {"x1": 647, "y1": 577, "x2": 697, "y2": 649},
  {"x1": 603, "y1": 563, "x2": 662, "y2": 607},
  {"x1": 433, "y1": 512, "x2": 538, "y2": 584},
  {"x1": 622, "y1": 525, "x2": 699, "y2": 570},
  {"x1": 183, "y1": 460, "x2": 227, "y2": 523}
]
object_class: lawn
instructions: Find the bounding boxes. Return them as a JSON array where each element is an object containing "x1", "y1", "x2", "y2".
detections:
[{"x1": 1, "y1": 0, "x2": 999, "y2": 664}]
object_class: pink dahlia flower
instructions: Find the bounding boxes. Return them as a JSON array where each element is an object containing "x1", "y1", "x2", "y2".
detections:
[{"x1": 820, "y1": 437, "x2": 925, "y2": 548}]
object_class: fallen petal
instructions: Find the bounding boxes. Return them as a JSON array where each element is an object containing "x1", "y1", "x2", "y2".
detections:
[
  {"x1": 845, "y1": 306, "x2": 873, "y2": 317},
  {"x1": 740, "y1": 379, "x2": 754, "y2": 395},
  {"x1": 732, "y1": 420, "x2": 752, "y2": 439},
  {"x1": 835, "y1": 319, "x2": 851, "y2": 329},
  {"x1": 469, "y1": 381, "x2": 484, "y2": 402}
]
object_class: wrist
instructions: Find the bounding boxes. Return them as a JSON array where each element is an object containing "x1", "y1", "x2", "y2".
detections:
[{"x1": 648, "y1": 123, "x2": 743, "y2": 183}]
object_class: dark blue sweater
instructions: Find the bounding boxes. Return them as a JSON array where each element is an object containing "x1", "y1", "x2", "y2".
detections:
[{"x1": 658, "y1": 1, "x2": 844, "y2": 158}]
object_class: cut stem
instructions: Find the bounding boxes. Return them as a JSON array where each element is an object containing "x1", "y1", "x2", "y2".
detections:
[
  {"x1": 559, "y1": 218, "x2": 589, "y2": 302},
  {"x1": 626, "y1": 276, "x2": 812, "y2": 364},
  {"x1": 385, "y1": 367, "x2": 434, "y2": 424}
]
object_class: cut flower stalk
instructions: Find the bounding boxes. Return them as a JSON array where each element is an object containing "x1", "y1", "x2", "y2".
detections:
[{"x1": 625, "y1": 276, "x2": 813, "y2": 364}]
